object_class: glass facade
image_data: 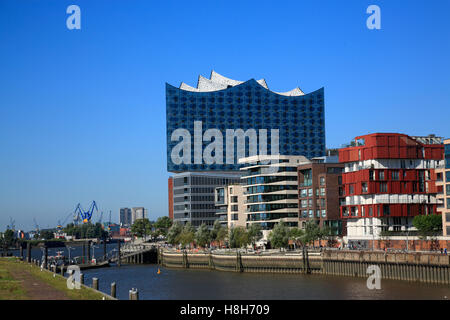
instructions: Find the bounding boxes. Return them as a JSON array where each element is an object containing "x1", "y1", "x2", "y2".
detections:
[{"x1": 166, "y1": 80, "x2": 325, "y2": 172}]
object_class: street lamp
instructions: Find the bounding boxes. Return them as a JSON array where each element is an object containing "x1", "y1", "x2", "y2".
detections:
[{"x1": 67, "y1": 246, "x2": 74, "y2": 264}]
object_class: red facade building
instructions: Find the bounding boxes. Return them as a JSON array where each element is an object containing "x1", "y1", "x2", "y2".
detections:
[{"x1": 338, "y1": 133, "x2": 444, "y2": 241}]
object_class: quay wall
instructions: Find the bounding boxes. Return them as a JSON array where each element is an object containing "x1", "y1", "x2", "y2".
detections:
[{"x1": 160, "y1": 250, "x2": 450, "y2": 284}]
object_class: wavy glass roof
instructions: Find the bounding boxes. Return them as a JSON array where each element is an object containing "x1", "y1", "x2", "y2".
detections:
[{"x1": 178, "y1": 70, "x2": 304, "y2": 96}]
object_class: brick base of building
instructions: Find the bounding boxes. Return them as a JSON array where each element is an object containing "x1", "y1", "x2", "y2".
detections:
[{"x1": 309, "y1": 239, "x2": 450, "y2": 251}]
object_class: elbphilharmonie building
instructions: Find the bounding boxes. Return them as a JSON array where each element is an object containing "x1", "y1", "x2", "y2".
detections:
[{"x1": 166, "y1": 71, "x2": 325, "y2": 172}]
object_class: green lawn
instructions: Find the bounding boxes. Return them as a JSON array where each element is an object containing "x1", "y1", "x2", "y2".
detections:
[{"x1": 0, "y1": 257, "x2": 113, "y2": 300}]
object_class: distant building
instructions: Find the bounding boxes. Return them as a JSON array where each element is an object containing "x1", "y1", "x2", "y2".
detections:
[
  {"x1": 131, "y1": 207, "x2": 148, "y2": 224},
  {"x1": 166, "y1": 71, "x2": 326, "y2": 172},
  {"x1": 171, "y1": 172, "x2": 241, "y2": 227},
  {"x1": 338, "y1": 133, "x2": 444, "y2": 241},
  {"x1": 436, "y1": 138, "x2": 450, "y2": 237},
  {"x1": 297, "y1": 158, "x2": 345, "y2": 235},
  {"x1": 214, "y1": 184, "x2": 246, "y2": 229},
  {"x1": 119, "y1": 208, "x2": 132, "y2": 227}
]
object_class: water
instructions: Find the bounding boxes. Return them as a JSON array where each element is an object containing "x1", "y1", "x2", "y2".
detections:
[{"x1": 81, "y1": 264, "x2": 450, "y2": 300}]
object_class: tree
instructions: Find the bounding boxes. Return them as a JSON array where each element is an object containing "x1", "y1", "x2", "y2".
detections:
[
  {"x1": 211, "y1": 220, "x2": 228, "y2": 246},
  {"x1": 1, "y1": 229, "x2": 15, "y2": 253},
  {"x1": 154, "y1": 216, "x2": 173, "y2": 237},
  {"x1": 167, "y1": 222, "x2": 183, "y2": 245},
  {"x1": 131, "y1": 218, "x2": 152, "y2": 239},
  {"x1": 178, "y1": 222, "x2": 195, "y2": 248},
  {"x1": 413, "y1": 214, "x2": 442, "y2": 239},
  {"x1": 268, "y1": 221, "x2": 290, "y2": 249},
  {"x1": 195, "y1": 223, "x2": 211, "y2": 248},
  {"x1": 303, "y1": 221, "x2": 321, "y2": 245},
  {"x1": 247, "y1": 223, "x2": 263, "y2": 248},
  {"x1": 229, "y1": 226, "x2": 249, "y2": 249},
  {"x1": 289, "y1": 227, "x2": 306, "y2": 248},
  {"x1": 40, "y1": 230, "x2": 54, "y2": 240}
]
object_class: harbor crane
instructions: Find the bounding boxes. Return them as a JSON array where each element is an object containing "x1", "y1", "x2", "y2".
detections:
[
  {"x1": 74, "y1": 201, "x2": 98, "y2": 223},
  {"x1": 97, "y1": 211, "x2": 103, "y2": 224},
  {"x1": 7, "y1": 217, "x2": 15, "y2": 231}
]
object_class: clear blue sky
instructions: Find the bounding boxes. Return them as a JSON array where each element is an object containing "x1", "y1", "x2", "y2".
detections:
[{"x1": 1, "y1": 0, "x2": 449, "y2": 231}]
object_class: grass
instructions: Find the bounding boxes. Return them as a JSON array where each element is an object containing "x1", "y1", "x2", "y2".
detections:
[
  {"x1": 0, "y1": 257, "x2": 113, "y2": 300},
  {"x1": 0, "y1": 258, "x2": 27, "y2": 300}
]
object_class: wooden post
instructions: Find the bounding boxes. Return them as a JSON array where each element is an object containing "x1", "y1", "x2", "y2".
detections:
[
  {"x1": 44, "y1": 246, "x2": 48, "y2": 269},
  {"x1": 103, "y1": 240, "x2": 107, "y2": 261},
  {"x1": 117, "y1": 241, "x2": 121, "y2": 267},
  {"x1": 92, "y1": 277, "x2": 99, "y2": 290},
  {"x1": 60, "y1": 265, "x2": 64, "y2": 277},
  {"x1": 82, "y1": 244, "x2": 86, "y2": 264},
  {"x1": 87, "y1": 241, "x2": 91, "y2": 263},
  {"x1": 27, "y1": 242, "x2": 31, "y2": 263},
  {"x1": 111, "y1": 282, "x2": 116, "y2": 298}
]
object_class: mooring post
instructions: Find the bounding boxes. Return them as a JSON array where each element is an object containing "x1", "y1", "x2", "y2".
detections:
[
  {"x1": 44, "y1": 245, "x2": 48, "y2": 269},
  {"x1": 87, "y1": 241, "x2": 91, "y2": 264},
  {"x1": 111, "y1": 282, "x2": 116, "y2": 298},
  {"x1": 60, "y1": 265, "x2": 64, "y2": 277},
  {"x1": 103, "y1": 240, "x2": 107, "y2": 261},
  {"x1": 19, "y1": 244, "x2": 23, "y2": 260},
  {"x1": 80, "y1": 273, "x2": 84, "y2": 285},
  {"x1": 118, "y1": 241, "x2": 121, "y2": 267},
  {"x1": 27, "y1": 242, "x2": 31, "y2": 263},
  {"x1": 92, "y1": 277, "x2": 99, "y2": 290},
  {"x1": 82, "y1": 244, "x2": 86, "y2": 264}
]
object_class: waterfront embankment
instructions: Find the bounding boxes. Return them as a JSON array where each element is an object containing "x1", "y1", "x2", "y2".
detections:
[
  {"x1": 0, "y1": 257, "x2": 115, "y2": 300},
  {"x1": 159, "y1": 249, "x2": 450, "y2": 285}
]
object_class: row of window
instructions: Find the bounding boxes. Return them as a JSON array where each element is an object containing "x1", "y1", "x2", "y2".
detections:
[
  {"x1": 301, "y1": 210, "x2": 327, "y2": 218},
  {"x1": 299, "y1": 187, "x2": 326, "y2": 197}
]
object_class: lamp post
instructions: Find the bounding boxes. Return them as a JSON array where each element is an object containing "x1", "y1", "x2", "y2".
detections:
[{"x1": 67, "y1": 246, "x2": 74, "y2": 264}]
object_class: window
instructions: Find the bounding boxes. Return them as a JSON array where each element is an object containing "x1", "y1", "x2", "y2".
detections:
[
  {"x1": 380, "y1": 182, "x2": 388, "y2": 193},
  {"x1": 320, "y1": 177, "x2": 325, "y2": 186},
  {"x1": 302, "y1": 210, "x2": 308, "y2": 218},
  {"x1": 342, "y1": 207, "x2": 349, "y2": 217},
  {"x1": 446, "y1": 171, "x2": 450, "y2": 182},
  {"x1": 379, "y1": 171, "x2": 385, "y2": 180},
  {"x1": 231, "y1": 196, "x2": 238, "y2": 203},
  {"x1": 316, "y1": 210, "x2": 320, "y2": 218},
  {"x1": 300, "y1": 189, "x2": 307, "y2": 197},
  {"x1": 316, "y1": 188, "x2": 319, "y2": 196},
  {"x1": 362, "y1": 182, "x2": 368, "y2": 193},
  {"x1": 231, "y1": 205, "x2": 238, "y2": 212},
  {"x1": 301, "y1": 200, "x2": 308, "y2": 208},
  {"x1": 320, "y1": 198, "x2": 326, "y2": 207},
  {"x1": 308, "y1": 188, "x2": 313, "y2": 197},
  {"x1": 391, "y1": 171, "x2": 399, "y2": 180},
  {"x1": 369, "y1": 170, "x2": 374, "y2": 181},
  {"x1": 383, "y1": 204, "x2": 390, "y2": 216},
  {"x1": 232, "y1": 214, "x2": 238, "y2": 220},
  {"x1": 309, "y1": 210, "x2": 313, "y2": 218},
  {"x1": 447, "y1": 198, "x2": 450, "y2": 210},
  {"x1": 446, "y1": 184, "x2": 450, "y2": 196},
  {"x1": 321, "y1": 210, "x2": 326, "y2": 218},
  {"x1": 351, "y1": 207, "x2": 358, "y2": 216},
  {"x1": 320, "y1": 188, "x2": 326, "y2": 196}
]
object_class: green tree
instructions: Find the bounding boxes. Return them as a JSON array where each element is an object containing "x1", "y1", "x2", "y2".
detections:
[
  {"x1": 179, "y1": 222, "x2": 195, "y2": 248},
  {"x1": 289, "y1": 227, "x2": 306, "y2": 248},
  {"x1": 303, "y1": 221, "x2": 321, "y2": 245},
  {"x1": 229, "y1": 226, "x2": 249, "y2": 249},
  {"x1": 154, "y1": 216, "x2": 173, "y2": 237},
  {"x1": 195, "y1": 223, "x2": 211, "y2": 248},
  {"x1": 247, "y1": 223, "x2": 263, "y2": 248},
  {"x1": 40, "y1": 230, "x2": 54, "y2": 240},
  {"x1": 131, "y1": 218, "x2": 152, "y2": 239},
  {"x1": 413, "y1": 214, "x2": 442, "y2": 239},
  {"x1": 167, "y1": 222, "x2": 183, "y2": 245},
  {"x1": 268, "y1": 221, "x2": 290, "y2": 249}
]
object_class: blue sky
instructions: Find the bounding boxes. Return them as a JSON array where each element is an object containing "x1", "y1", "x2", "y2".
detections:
[{"x1": 1, "y1": 0, "x2": 449, "y2": 230}]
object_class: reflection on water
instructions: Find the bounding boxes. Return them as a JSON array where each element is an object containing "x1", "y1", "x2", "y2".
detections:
[{"x1": 81, "y1": 264, "x2": 450, "y2": 300}]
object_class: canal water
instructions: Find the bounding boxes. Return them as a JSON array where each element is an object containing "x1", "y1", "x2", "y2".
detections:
[
  {"x1": 9, "y1": 246, "x2": 450, "y2": 299},
  {"x1": 82, "y1": 264, "x2": 450, "y2": 300}
]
